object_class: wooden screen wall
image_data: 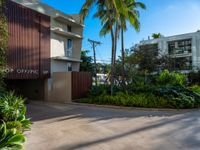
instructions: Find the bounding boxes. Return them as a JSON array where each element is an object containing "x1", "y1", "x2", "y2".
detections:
[
  {"x1": 72, "y1": 72, "x2": 92, "y2": 100},
  {"x1": 5, "y1": 1, "x2": 50, "y2": 79}
]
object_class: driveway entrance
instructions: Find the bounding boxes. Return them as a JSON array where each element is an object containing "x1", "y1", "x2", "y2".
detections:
[{"x1": 25, "y1": 101, "x2": 200, "y2": 150}]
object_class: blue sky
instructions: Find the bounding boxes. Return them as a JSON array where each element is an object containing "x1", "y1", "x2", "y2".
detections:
[{"x1": 42, "y1": 0, "x2": 200, "y2": 63}]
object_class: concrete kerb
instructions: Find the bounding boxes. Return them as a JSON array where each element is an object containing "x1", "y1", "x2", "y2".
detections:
[{"x1": 28, "y1": 100, "x2": 199, "y2": 113}]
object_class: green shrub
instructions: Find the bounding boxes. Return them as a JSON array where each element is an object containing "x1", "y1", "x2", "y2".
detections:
[
  {"x1": 157, "y1": 70, "x2": 187, "y2": 86},
  {"x1": 81, "y1": 86, "x2": 200, "y2": 109},
  {"x1": 153, "y1": 86, "x2": 200, "y2": 108},
  {"x1": 0, "y1": 92, "x2": 31, "y2": 130},
  {"x1": 0, "y1": 122, "x2": 25, "y2": 150},
  {"x1": 81, "y1": 92, "x2": 171, "y2": 108},
  {"x1": 189, "y1": 84, "x2": 200, "y2": 94},
  {"x1": 6, "y1": 121, "x2": 23, "y2": 133},
  {"x1": 0, "y1": 92, "x2": 26, "y2": 122}
]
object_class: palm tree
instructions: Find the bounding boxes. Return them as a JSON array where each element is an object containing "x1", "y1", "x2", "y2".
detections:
[
  {"x1": 80, "y1": 0, "x2": 142, "y2": 95},
  {"x1": 152, "y1": 33, "x2": 162, "y2": 39},
  {"x1": 119, "y1": 0, "x2": 146, "y2": 88}
]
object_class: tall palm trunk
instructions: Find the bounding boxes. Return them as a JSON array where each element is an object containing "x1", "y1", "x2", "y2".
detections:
[
  {"x1": 111, "y1": 17, "x2": 119, "y2": 95},
  {"x1": 105, "y1": 0, "x2": 118, "y2": 95},
  {"x1": 110, "y1": 28, "x2": 115, "y2": 95},
  {"x1": 121, "y1": 28, "x2": 125, "y2": 89}
]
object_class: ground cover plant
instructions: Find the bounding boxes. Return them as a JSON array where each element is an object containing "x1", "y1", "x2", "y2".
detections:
[{"x1": 80, "y1": 70, "x2": 200, "y2": 109}]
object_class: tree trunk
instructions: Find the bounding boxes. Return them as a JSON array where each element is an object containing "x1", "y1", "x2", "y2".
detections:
[
  {"x1": 121, "y1": 28, "x2": 125, "y2": 89},
  {"x1": 110, "y1": 28, "x2": 115, "y2": 95},
  {"x1": 111, "y1": 17, "x2": 119, "y2": 95}
]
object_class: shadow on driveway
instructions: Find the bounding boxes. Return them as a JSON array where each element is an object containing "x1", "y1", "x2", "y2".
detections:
[{"x1": 26, "y1": 101, "x2": 200, "y2": 150}]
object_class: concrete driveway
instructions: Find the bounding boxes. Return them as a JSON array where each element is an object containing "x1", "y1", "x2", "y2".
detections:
[{"x1": 25, "y1": 101, "x2": 200, "y2": 150}]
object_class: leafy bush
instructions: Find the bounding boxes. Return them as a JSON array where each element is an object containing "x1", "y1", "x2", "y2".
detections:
[
  {"x1": 189, "y1": 84, "x2": 200, "y2": 94},
  {"x1": 88, "y1": 84, "x2": 121, "y2": 96},
  {"x1": 157, "y1": 70, "x2": 187, "y2": 86},
  {"x1": 81, "y1": 92, "x2": 171, "y2": 108},
  {"x1": 0, "y1": 122, "x2": 25, "y2": 150},
  {"x1": 6, "y1": 121, "x2": 23, "y2": 133},
  {"x1": 81, "y1": 85, "x2": 200, "y2": 109},
  {"x1": 153, "y1": 86, "x2": 200, "y2": 108},
  {"x1": 0, "y1": 92, "x2": 31, "y2": 130}
]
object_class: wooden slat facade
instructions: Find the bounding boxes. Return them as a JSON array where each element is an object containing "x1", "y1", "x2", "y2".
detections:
[
  {"x1": 72, "y1": 72, "x2": 92, "y2": 100},
  {"x1": 5, "y1": 0, "x2": 50, "y2": 79}
]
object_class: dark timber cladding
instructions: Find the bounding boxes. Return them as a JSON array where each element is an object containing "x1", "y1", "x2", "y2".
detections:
[
  {"x1": 72, "y1": 72, "x2": 92, "y2": 100},
  {"x1": 6, "y1": 0, "x2": 50, "y2": 79}
]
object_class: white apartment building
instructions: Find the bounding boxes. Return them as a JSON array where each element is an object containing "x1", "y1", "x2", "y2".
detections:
[{"x1": 137, "y1": 32, "x2": 200, "y2": 71}]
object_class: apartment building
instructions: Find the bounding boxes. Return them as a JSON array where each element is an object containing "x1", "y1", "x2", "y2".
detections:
[
  {"x1": 137, "y1": 32, "x2": 200, "y2": 71},
  {"x1": 5, "y1": 0, "x2": 86, "y2": 101}
]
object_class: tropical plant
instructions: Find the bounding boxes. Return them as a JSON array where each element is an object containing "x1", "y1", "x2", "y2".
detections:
[
  {"x1": 189, "y1": 84, "x2": 200, "y2": 94},
  {"x1": 0, "y1": 122, "x2": 25, "y2": 150},
  {"x1": 80, "y1": 0, "x2": 144, "y2": 95},
  {"x1": 157, "y1": 70, "x2": 187, "y2": 86},
  {"x1": 81, "y1": 92, "x2": 170, "y2": 108},
  {"x1": 0, "y1": 92, "x2": 31, "y2": 130},
  {"x1": 152, "y1": 33, "x2": 162, "y2": 39},
  {"x1": 80, "y1": 50, "x2": 93, "y2": 73},
  {"x1": 119, "y1": 0, "x2": 146, "y2": 88},
  {"x1": 0, "y1": 0, "x2": 8, "y2": 89}
]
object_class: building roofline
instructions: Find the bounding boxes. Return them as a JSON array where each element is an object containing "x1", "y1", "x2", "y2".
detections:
[
  {"x1": 140, "y1": 31, "x2": 200, "y2": 44},
  {"x1": 12, "y1": 0, "x2": 82, "y2": 26}
]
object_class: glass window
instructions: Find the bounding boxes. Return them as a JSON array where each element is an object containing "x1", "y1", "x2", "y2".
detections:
[
  {"x1": 168, "y1": 39, "x2": 192, "y2": 55},
  {"x1": 65, "y1": 39, "x2": 73, "y2": 57},
  {"x1": 67, "y1": 39, "x2": 73, "y2": 50}
]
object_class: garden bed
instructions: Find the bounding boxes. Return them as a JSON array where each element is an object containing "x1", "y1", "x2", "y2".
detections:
[{"x1": 0, "y1": 91, "x2": 31, "y2": 149}]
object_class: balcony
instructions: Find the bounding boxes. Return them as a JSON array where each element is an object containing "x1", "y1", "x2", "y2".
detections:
[
  {"x1": 51, "y1": 27, "x2": 83, "y2": 39},
  {"x1": 52, "y1": 56, "x2": 82, "y2": 62},
  {"x1": 54, "y1": 14, "x2": 84, "y2": 27},
  {"x1": 169, "y1": 49, "x2": 192, "y2": 58}
]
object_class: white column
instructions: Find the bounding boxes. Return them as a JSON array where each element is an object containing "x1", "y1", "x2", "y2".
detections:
[{"x1": 192, "y1": 36, "x2": 197, "y2": 68}]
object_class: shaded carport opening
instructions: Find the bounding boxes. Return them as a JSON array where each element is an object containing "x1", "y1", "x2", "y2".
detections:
[{"x1": 5, "y1": 79, "x2": 45, "y2": 100}]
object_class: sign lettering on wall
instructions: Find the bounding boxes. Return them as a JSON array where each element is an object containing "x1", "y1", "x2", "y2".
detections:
[{"x1": 4, "y1": 68, "x2": 49, "y2": 75}]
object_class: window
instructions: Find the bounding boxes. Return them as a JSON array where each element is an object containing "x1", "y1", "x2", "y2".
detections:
[
  {"x1": 65, "y1": 39, "x2": 73, "y2": 57},
  {"x1": 67, "y1": 39, "x2": 73, "y2": 50},
  {"x1": 67, "y1": 25, "x2": 72, "y2": 32},
  {"x1": 168, "y1": 39, "x2": 192, "y2": 55},
  {"x1": 67, "y1": 63, "x2": 72, "y2": 71},
  {"x1": 172, "y1": 56, "x2": 192, "y2": 70}
]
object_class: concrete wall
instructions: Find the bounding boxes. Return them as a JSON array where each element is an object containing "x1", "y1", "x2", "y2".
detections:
[{"x1": 45, "y1": 72, "x2": 72, "y2": 103}]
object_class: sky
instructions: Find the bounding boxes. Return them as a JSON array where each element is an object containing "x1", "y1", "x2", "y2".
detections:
[{"x1": 42, "y1": 0, "x2": 200, "y2": 63}]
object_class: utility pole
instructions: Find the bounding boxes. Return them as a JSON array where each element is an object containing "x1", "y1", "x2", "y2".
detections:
[{"x1": 88, "y1": 39, "x2": 101, "y2": 87}]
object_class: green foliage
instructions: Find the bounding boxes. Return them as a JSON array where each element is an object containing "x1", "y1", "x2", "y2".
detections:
[
  {"x1": 81, "y1": 88, "x2": 200, "y2": 109},
  {"x1": 81, "y1": 92, "x2": 170, "y2": 108},
  {"x1": 83, "y1": 69, "x2": 200, "y2": 109},
  {"x1": 6, "y1": 121, "x2": 23, "y2": 133},
  {"x1": 0, "y1": 92, "x2": 31, "y2": 130},
  {"x1": 80, "y1": 50, "x2": 93, "y2": 73},
  {"x1": 157, "y1": 70, "x2": 187, "y2": 86},
  {"x1": 0, "y1": 0, "x2": 8, "y2": 89},
  {"x1": 0, "y1": 122, "x2": 25, "y2": 150},
  {"x1": 189, "y1": 84, "x2": 200, "y2": 94},
  {"x1": 153, "y1": 86, "x2": 200, "y2": 108},
  {"x1": 152, "y1": 33, "x2": 162, "y2": 39},
  {"x1": 0, "y1": 92, "x2": 31, "y2": 149}
]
